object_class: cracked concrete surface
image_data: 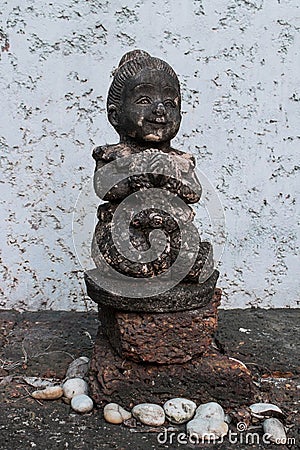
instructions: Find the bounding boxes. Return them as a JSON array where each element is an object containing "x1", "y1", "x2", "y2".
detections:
[{"x1": 0, "y1": 309, "x2": 299, "y2": 449}]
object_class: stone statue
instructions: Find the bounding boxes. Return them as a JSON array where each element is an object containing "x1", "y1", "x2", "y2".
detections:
[
  {"x1": 91, "y1": 49, "x2": 217, "y2": 289},
  {"x1": 86, "y1": 50, "x2": 255, "y2": 407}
]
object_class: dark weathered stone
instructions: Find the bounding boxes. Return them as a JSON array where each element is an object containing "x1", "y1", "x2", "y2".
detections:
[
  {"x1": 85, "y1": 49, "x2": 219, "y2": 293},
  {"x1": 92, "y1": 199, "x2": 214, "y2": 282},
  {"x1": 89, "y1": 330, "x2": 258, "y2": 410},
  {"x1": 98, "y1": 289, "x2": 221, "y2": 364},
  {"x1": 83, "y1": 50, "x2": 256, "y2": 408},
  {"x1": 85, "y1": 268, "x2": 219, "y2": 313}
]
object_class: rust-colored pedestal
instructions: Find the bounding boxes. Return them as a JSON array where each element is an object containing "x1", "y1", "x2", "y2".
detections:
[{"x1": 88, "y1": 289, "x2": 257, "y2": 409}]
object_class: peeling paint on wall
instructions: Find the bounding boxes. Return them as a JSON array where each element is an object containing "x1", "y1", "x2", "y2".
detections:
[{"x1": 0, "y1": 0, "x2": 299, "y2": 310}]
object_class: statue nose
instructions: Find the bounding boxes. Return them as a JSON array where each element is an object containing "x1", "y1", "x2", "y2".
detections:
[{"x1": 153, "y1": 102, "x2": 166, "y2": 116}]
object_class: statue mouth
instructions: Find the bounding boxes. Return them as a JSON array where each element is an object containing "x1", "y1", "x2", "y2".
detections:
[{"x1": 147, "y1": 117, "x2": 167, "y2": 125}]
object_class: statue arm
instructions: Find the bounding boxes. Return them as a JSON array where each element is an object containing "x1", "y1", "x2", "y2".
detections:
[
  {"x1": 163, "y1": 175, "x2": 202, "y2": 204},
  {"x1": 159, "y1": 153, "x2": 202, "y2": 203}
]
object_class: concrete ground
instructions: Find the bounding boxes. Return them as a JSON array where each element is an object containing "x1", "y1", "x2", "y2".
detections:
[{"x1": 0, "y1": 308, "x2": 299, "y2": 450}]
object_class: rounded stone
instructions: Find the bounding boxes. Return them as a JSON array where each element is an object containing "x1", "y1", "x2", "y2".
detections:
[
  {"x1": 63, "y1": 378, "x2": 89, "y2": 399},
  {"x1": 31, "y1": 385, "x2": 63, "y2": 400},
  {"x1": 163, "y1": 398, "x2": 196, "y2": 424},
  {"x1": 103, "y1": 403, "x2": 132, "y2": 424},
  {"x1": 263, "y1": 418, "x2": 287, "y2": 444},
  {"x1": 195, "y1": 402, "x2": 225, "y2": 421},
  {"x1": 71, "y1": 394, "x2": 93, "y2": 413},
  {"x1": 132, "y1": 403, "x2": 165, "y2": 426},
  {"x1": 187, "y1": 418, "x2": 228, "y2": 440}
]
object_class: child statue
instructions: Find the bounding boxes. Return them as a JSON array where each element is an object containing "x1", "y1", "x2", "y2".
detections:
[{"x1": 91, "y1": 49, "x2": 218, "y2": 291}]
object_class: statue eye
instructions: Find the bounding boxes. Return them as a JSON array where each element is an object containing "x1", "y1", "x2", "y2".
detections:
[
  {"x1": 136, "y1": 96, "x2": 152, "y2": 105},
  {"x1": 164, "y1": 99, "x2": 176, "y2": 108}
]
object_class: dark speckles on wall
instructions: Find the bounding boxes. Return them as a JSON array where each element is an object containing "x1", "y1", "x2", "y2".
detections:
[{"x1": 0, "y1": 0, "x2": 299, "y2": 310}]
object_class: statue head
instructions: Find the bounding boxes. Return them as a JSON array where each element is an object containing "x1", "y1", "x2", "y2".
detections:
[{"x1": 107, "y1": 50, "x2": 181, "y2": 144}]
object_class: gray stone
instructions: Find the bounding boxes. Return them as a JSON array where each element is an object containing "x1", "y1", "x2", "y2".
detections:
[
  {"x1": 23, "y1": 377, "x2": 56, "y2": 389},
  {"x1": 103, "y1": 403, "x2": 132, "y2": 424},
  {"x1": 195, "y1": 402, "x2": 225, "y2": 421},
  {"x1": 62, "y1": 378, "x2": 88, "y2": 399},
  {"x1": 187, "y1": 418, "x2": 228, "y2": 441},
  {"x1": 132, "y1": 403, "x2": 165, "y2": 426},
  {"x1": 71, "y1": 394, "x2": 94, "y2": 413},
  {"x1": 249, "y1": 403, "x2": 284, "y2": 418},
  {"x1": 163, "y1": 398, "x2": 196, "y2": 424},
  {"x1": 263, "y1": 418, "x2": 287, "y2": 444},
  {"x1": 65, "y1": 356, "x2": 89, "y2": 380}
]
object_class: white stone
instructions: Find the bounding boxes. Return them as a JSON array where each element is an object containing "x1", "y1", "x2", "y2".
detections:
[
  {"x1": 71, "y1": 394, "x2": 94, "y2": 413},
  {"x1": 194, "y1": 402, "x2": 225, "y2": 421},
  {"x1": 24, "y1": 377, "x2": 56, "y2": 389},
  {"x1": 263, "y1": 418, "x2": 287, "y2": 444},
  {"x1": 132, "y1": 403, "x2": 165, "y2": 426},
  {"x1": 163, "y1": 398, "x2": 196, "y2": 424},
  {"x1": 31, "y1": 385, "x2": 63, "y2": 400},
  {"x1": 62, "y1": 378, "x2": 88, "y2": 399},
  {"x1": 103, "y1": 403, "x2": 132, "y2": 424},
  {"x1": 65, "y1": 357, "x2": 89, "y2": 380},
  {"x1": 187, "y1": 418, "x2": 228, "y2": 440},
  {"x1": 249, "y1": 403, "x2": 283, "y2": 418}
]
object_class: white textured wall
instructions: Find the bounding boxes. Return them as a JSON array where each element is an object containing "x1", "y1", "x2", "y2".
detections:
[{"x1": 0, "y1": 0, "x2": 299, "y2": 311}]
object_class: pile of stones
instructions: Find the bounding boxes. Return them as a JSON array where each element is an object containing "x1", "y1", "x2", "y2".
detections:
[
  {"x1": 27, "y1": 356, "x2": 93, "y2": 414},
  {"x1": 26, "y1": 356, "x2": 287, "y2": 444},
  {"x1": 103, "y1": 399, "x2": 288, "y2": 444}
]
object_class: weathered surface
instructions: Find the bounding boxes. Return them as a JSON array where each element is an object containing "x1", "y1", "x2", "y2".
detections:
[
  {"x1": 0, "y1": 309, "x2": 299, "y2": 449},
  {"x1": 85, "y1": 268, "x2": 219, "y2": 312},
  {"x1": 98, "y1": 290, "x2": 221, "y2": 364},
  {"x1": 89, "y1": 330, "x2": 257, "y2": 409},
  {"x1": 1, "y1": 308, "x2": 298, "y2": 378},
  {"x1": 0, "y1": 1, "x2": 299, "y2": 310},
  {"x1": 87, "y1": 50, "x2": 219, "y2": 306},
  {"x1": 217, "y1": 308, "x2": 300, "y2": 375}
]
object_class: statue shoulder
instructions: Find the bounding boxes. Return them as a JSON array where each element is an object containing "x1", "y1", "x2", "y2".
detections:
[
  {"x1": 92, "y1": 143, "x2": 135, "y2": 162},
  {"x1": 169, "y1": 147, "x2": 196, "y2": 169}
]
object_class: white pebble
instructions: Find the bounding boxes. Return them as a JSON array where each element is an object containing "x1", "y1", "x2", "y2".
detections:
[
  {"x1": 163, "y1": 398, "x2": 196, "y2": 424},
  {"x1": 63, "y1": 378, "x2": 88, "y2": 399},
  {"x1": 104, "y1": 403, "x2": 132, "y2": 424},
  {"x1": 132, "y1": 403, "x2": 165, "y2": 426},
  {"x1": 250, "y1": 403, "x2": 283, "y2": 418},
  {"x1": 31, "y1": 385, "x2": 63, "y2": 400},
  {"x1": 187, "y1": 418, "x2": 228, "y2": 440},
  {"x1": 71, "y1": 394, "x2": 93, "y2": 413},
  {"x1": 195, "y1": 402, "x2": 225, "y2": 421},
  {"x1": 263, "y1": 418, "x2": 287, "y2": 444},
  {"x1": 24, "y1": 377, "x2": 56, "y2": 389}
]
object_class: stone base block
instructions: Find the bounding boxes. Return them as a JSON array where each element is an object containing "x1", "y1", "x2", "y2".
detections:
[
  {"x1": 84, "y1": 268, "x2": 219, "y2": 313},
  {"x1": 89, "y1": 330, "x2": 258, "y2": 410},
  {"x1": 98, "y1": 290, "x2": 221, "y2": 364}
]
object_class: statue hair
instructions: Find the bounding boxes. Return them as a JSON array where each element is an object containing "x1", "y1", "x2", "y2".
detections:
[{"x1": 107, "y1": 49, "x2": 180, "y2": 114}]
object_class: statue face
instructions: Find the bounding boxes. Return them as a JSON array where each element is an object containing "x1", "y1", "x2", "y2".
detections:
[{"x1": 113, "y1": 68, "x2": 181, "y2": 144}]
